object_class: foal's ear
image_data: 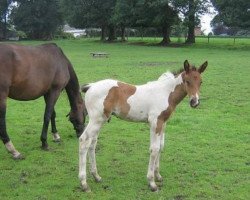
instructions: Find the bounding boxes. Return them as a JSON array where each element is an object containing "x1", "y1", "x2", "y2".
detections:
[
  {"x1": 184, "y1": 60, "x2": 190, "y2": 73},
  {"x1": 198, "y1": 61, "x2": 208, "y2": 73}
]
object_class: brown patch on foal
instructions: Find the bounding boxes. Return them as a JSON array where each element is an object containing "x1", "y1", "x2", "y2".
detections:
[
  {"x1": 103, "y1": 82, "x2": 136, "y2": 118},
  {"x1": 156, "y1": 81, "x2": 187, "y2": 134}
]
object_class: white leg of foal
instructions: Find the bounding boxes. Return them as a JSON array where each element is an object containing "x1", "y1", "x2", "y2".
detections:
[
  {"x1": 155, "y1": 132, "x2": 165, "y2": 182},
  {"x1": 79, "y1": 133, "x2": 92, "y2": 192},
  {"x1": 89, "y1": 136, "x2": 102, "y2": 182},
  {"x1": 79, "y1": 121, "x2": 103, "y2": 192},
  {"x1": 147, "y1": 125, "x2": 161, "y2": 192}
]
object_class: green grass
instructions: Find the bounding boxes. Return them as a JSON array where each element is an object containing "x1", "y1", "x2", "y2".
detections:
[{"x1": 0, "y1": 38, "x2": 249, "y2": 200}]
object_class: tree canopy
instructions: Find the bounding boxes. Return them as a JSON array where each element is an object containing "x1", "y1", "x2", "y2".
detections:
[
  {"x1": 10, "y1": 0, "x2": 63, "y2": 40},
  {"x1": 0, "y1": 0, "x2": 12, "y2": 40},
  {"x1": 211, "y1": 0, "x2": 250, "y2": 29}
]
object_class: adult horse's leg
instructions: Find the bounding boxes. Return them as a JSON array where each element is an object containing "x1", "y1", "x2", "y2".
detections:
[
  {"x1": 147, "y1": 120, "x2": 161, "y2": 192},
  {"x1": 79, "y1": 120, "x2": 103, "y2": 192},
  {"x1": 41, "y1": 90, "x2": 61, "y2": 150},
  {"x1": 50, "y1": 109, "x2": 61, "y2": 142},
  {"x1": 0, "y1": 94, "x2": 22, "y2": 159}
]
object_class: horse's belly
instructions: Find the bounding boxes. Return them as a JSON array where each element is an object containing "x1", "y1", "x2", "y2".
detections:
[{"x1": 8, "y1": 86, "x2": 47, "y2": 100}]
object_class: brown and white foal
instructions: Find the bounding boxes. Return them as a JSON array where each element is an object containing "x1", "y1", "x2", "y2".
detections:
[{"x1": 79, "y1": 60, "x2": 208, "y2": 192}]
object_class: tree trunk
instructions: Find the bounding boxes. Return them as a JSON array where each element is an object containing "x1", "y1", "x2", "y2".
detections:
[
  {"x1": 107, "y1": 24, "x2": 116, "y2": 41},
  {"x1": 101, "y1": 25, "x2": 106, "y2": 41},
  {"x1": 186, "y1": 0, "x2": 195, "y2": 44},
  {"x1": 3, "y1": 12, "x2": 7, "y2": 40},
  {"x1": 121, "y1": 25, "x2": 126, "y2": 42},
  {"x1": 160, "y1": 25, "x2": 171, "y2": 45}
]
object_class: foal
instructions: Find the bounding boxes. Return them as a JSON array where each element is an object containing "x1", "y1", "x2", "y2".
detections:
[{"x1": 79, "y1": 60, "x2": 208, "y2": 192}]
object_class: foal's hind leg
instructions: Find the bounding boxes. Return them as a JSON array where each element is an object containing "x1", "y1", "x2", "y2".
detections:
[
  {"x1": 79, "y1": 120, "x2": 103, "y2": 192},
  {"x1": 51, "y1": 109, "x2": 61, "y2": 142},
  {"x1": 89, "y1": 135, "x2": 102, "y2": 182},
  {"x1": 0, "y1": 95, "x2": 22, "y2": 159}
]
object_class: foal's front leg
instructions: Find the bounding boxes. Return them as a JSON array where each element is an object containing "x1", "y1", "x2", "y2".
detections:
[
  {"x1": 147, "y1": 123, "x2": 161, "y2": 191},
  {"x1": 79, "y1": 120, "x2": 103, "y2": 192}
]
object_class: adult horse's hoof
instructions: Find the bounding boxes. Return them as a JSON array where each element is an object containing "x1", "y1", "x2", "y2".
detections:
[
  {"x1": 13, "y1": 153, "x2": 25, "y2": 160},
  {"x1": 52, "y1": 133, "x2": 61, "y2": 143},
  {"x1": 81, "y1": 183, "x2": 91, "y2": 193},
  {"x1": 41, "y1": 143, "x2": 49, "y2": 151}
]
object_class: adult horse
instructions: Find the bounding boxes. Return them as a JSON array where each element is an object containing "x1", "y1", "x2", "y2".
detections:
[
  {"x1": 0, "y1": 43, "x2": 85, "y2": 159},
  {"x1": 79, "y1": 60, "x2": 208, "y2": 192}
]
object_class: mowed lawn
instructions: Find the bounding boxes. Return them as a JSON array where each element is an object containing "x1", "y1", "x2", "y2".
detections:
[{"x1": 0, "y1": 38, "x2": 249, "y2": 200}]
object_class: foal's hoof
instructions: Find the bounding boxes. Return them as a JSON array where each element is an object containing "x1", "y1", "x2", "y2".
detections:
[
  {"x1": 13, "y1": 153, "x2": 25, "y2": 160},
  {"x1": 94, "y1": 176, "x2": 102, "y2": 183},
  {"x1": 149, "y1": 184, "x2": 158, "y2": 192},
  {"x1": 155, "y1": 176, "x2": 163, "y2": 182},
  {"x1": 81, "y1": 183, "x2": 91, "y2": 193}
]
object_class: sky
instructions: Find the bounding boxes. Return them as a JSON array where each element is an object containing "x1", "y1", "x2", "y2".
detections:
[{"x1": 200, "y1": 6, "x2": 217, "y2": 34}]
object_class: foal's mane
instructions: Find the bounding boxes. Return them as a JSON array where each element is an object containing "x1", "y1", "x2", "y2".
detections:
[{"x1": 173, "y1": 65, "x2": 197, "y2": 76}]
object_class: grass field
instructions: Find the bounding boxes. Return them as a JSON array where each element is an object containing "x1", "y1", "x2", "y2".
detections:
[{"x1": 0, "y1": 38, "x2": 249, "y2": 200}]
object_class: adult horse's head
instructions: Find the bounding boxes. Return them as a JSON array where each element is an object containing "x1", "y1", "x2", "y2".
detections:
[
  {"x1": 182, "y1": 60, "x2": 208, "y2": 108},
  {"x1": 68, "y1": 99, "x2": 86, "y2": 137}
]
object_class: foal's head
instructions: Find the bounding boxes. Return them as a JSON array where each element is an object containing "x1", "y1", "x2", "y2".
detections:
[{"x1": 182, "y1": 60, "x2": 208, "y2": 108}]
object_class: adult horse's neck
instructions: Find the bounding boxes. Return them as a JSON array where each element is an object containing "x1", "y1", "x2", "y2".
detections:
[
  {"x1": 65, "y1": 63, "x2": 83, "y2": 111},
  {"x1": 65, "y1": 63, "x2": 85, "y2": 136}
]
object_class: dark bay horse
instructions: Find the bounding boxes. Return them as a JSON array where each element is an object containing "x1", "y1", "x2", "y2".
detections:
[{"x1": 0, "y1": 43, "x2": 85, "y2": 159}]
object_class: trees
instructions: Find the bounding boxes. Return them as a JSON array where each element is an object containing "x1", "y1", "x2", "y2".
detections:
[
  {"x1": 172, "y1": 0, "x2": 210, "y2": 43},
  {"x1": 11, "y1": 0, "x2": 63, "y2": 40},
  {"x1": 62, "y1": 0, "x2": 117, "y2": 41},
  {"x1": 0, "y1": 0, "x2": 12, "y2": 40},
  {"x1": 135, "y1": 0, "x2": 179, "y2": 45},
  {"x1": 113, "y1": 0, "x2": 137, "y2": 41},
  {"x1": 211, "y1": 0, "x2": 250, "y2": 29}
]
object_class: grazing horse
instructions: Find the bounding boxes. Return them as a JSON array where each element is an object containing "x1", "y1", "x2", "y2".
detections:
[
  {"x1": 0, "y1": 43, "x2": 85, "y2": 159},
  {"x1": 79, "y1": 60, "x2": 208, "y2": 192}
]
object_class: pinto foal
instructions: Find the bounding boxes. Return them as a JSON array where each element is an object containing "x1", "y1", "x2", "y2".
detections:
[{"x1": 79, "y1": 60, "x2": 208, "y2": 192}]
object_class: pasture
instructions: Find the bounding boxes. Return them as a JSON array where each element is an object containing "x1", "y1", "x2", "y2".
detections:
[{"x1": 0, "y1": 38, "x2": 249, "y2": 200}]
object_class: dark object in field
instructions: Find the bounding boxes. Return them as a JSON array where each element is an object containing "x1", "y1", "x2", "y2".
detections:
[
  {"x1": 79, "y1": 60, "x2": 208, "y2": 192},
  {"x1": 0, "y1": 43, "x2": 86, "y2": 159},
  {"x1": 90, "y1": 52, "x2": 109, "y2": 58}
]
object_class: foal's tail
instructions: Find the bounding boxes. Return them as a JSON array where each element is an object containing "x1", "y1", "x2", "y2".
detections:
[{"x1": 81, "y1": 84, "x2": 92, "y2": 93}]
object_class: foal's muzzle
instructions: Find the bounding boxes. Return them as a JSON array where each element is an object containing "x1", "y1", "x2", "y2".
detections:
[{"x1": 190, "y1": 96, "x2": 200, "y2": 108}]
